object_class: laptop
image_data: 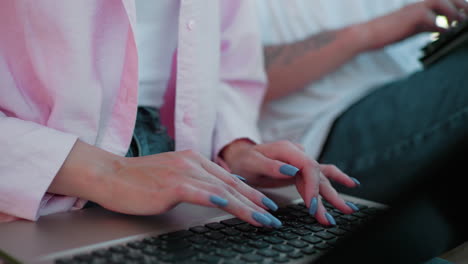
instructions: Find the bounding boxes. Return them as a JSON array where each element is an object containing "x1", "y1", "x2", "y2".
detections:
[{"x1": 0, "y1": 185, "x2": 389, "y2": 264}]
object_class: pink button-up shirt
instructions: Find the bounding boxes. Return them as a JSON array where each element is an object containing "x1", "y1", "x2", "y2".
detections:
[{"x1": 0, "y1": 0, "x2": 266, "y2": 222}]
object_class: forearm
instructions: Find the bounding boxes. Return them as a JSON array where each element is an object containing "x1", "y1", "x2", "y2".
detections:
[
  {"x1": 264, "y1": 24, "x2": 370, "y2": 102},
  {"x1": 48, "y1": 140, "x2": 123, "y2": 203}
]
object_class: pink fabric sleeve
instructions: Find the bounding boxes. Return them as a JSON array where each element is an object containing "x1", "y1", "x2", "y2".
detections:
[
  {"x1": 0, "y1": 115, "x2": 79, "y2": 221},
  {"x1": 213, "y1": 0, "x2": 268, "y2": 159}
]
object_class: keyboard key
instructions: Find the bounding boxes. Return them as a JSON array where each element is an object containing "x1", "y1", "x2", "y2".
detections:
[
  {"x1": 141, "y1": 246, "x2": 159, "y2": 256},
  {"x1": 287, "y1": 240, "x2": 308, "y2": 248},
  {"x1": 274, "y1": 256, "x2": 290, "y2": 263},
  {"x1": 91, "y1": 249, "x2": 111, "y2": 258},
  {"x1": 315, "y1": 231, "x2": 335, "y2": 240},
  {"x1": 204, "y1": 231, "x2": 225, "y2": 240},
  {"x1": 73, "y1": 254, "x2": 93, "y2": 262},
  {"x1": 288, "y1": 251, "x2": 304, "y2": 259},
  {"x1": 304, "y1": 225, "x2": 324, "y2": 232},
  {"x1": 272, "y1": 244, "x2": 294, "y2": 253},
  {"x1": 205, "y1": 222, "x2": 226, "y2": 230},
  {"x1": 247, "y1": 240, "x2": 270, "y2": 249},
  {"x1": 190, "y1": 226, "x2": 210, "y2": 234},
  {"x1": 232, "y1": 245, "x2": 254, "y2": 254},
  {"x1": 197, "y1": 254, "x2": 221, "y2": 264},
  {"x1": 127, "y1": 241, "x2": 145, "y2": 249},
  {"x1": 315, "y1": 243, "x2": 331, "y2": 250},
  {"x1": 220, "y1": 218, "x2": 245, "y2": 226},
  {"x1": 301, "y1": 235, "x2": 322, "y2": 244},
  {"x1": 188, "y1": 235, "x2": 209, "y2": 244},
  {"x1": 299, "y1": 217, "x2": 317, "y2": 224},
  {"x1": 214, "y1": 249, "x2": 236, "y2": 258},
  {"x1": 125, "y1": 251, "x2": 144, "y2": 261},
  {"x1": 142, "y1": 237, "x2": 160, "y2": 245},
  {"x1": 327, "y1": 227, "x2": 346, "y2": 236},
  {"x1": 235, "y1": 224, "x2": 256, "y2": 233},
  {"x1": 301, "y1": 246, "x2": 318, "y2": 255},
  {"x1": 221, "y1": 228, "x2": 241, "y2": 236},
  {"x1": 241, "y1": 253, "x2": 263, "y2": 263},
  {"x1": 340, "y1": 215, "x2": 358, "y2": 222},
  {"x1": 278, "y1": 232, "x2": 298, "y2": 240},
  {"x1": 227, "y1": 236, "x2": 245, "y2": 244},
  {"x1": 263, "y1": 236, "x2": 284, "y2": 244},
  {"x1": 327, "y1": 238, "x2": 339, "y2": 246},
  {"x1": 257, "y1": 248, "x2": 280, "y2": 258},
  {"x1": 353, "y1": 212, "x2": 369, "y2": 219},
  {"x1": 292, "y1": 228, "x2": 312, "y2": 236},
  {"x1": 109, "y1": 245, "x2": 129, "y2": 254}
]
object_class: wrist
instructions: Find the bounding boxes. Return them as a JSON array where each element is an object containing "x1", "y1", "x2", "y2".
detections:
[{"x1": 49, "y1": 140, "x2": 124, "y2": 202}]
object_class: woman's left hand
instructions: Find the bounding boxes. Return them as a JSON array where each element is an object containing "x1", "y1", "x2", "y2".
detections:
[{"x1": 221, "y1": 139, "x2": 360, "y2": 226}]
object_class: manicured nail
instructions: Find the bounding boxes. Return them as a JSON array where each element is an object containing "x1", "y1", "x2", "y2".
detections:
[
  {"x1": 346, "y1": 201, "x2": 359, "y2": 212},
  {"x1": 350, "y1": 177, "x2": 361, "y2": 187},
  {"x1": 209, "y1": 195, "x2": 228, "y2": 207},
  {"x1": 325, "y1": 212, "x2": 336, "y2": 226},
  {"x1": 262, "y1": 197, "x2": 279, "y2": 211},
  {"x1": 265, "y1": 213, "x2": 283, "y2": 228},
  {"x1": 232, "y1": 174, "x2": 247, "y2": 182},
  {"x1": 279, "y1": 164, "x2": 299, "y2": 176},
  {"x1": 309, "y1": 197, "x2": 318, "y2": 216},
  {"x1": 252, "y1": 212, "x2": 272, "y2": 226}
]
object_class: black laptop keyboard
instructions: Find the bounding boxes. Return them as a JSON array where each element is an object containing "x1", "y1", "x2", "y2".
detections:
[{"x1": 55, "y1": 201, "x2": 384, "y2": 264}]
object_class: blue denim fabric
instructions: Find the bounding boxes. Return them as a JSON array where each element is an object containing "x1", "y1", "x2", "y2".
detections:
[
  {"x1": 319, "y1": 45, "x2": 468, "y2": 203},
  {"x1": 126, "y1": 107, "x2": 175, "y2": 158}
]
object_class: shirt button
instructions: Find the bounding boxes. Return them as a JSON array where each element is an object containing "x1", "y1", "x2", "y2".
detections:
[{"x1": 187, "y1": 19, "x2": 196, "y2": 31}]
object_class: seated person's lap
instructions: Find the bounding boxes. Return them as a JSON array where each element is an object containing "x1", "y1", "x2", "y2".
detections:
[{"x1": 319, "y1": 45, "x2": 468, "y2": 203}]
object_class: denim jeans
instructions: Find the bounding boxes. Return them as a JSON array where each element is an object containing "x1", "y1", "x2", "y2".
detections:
[
  {"x1": 126, "y1": 107, "x2": 175, "y2": 158},
  {"x1": 318, "y1": 45, "x2": 468, "y2": 259},
  {"x1": 319, "y1": 45, "x2": 468, "y2": 203}
]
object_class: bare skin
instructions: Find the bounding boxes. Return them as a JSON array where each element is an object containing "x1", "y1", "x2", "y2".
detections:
[
  {"x1": 49, "y1": 138, "x2": 358, "y2": 227},
  {"x1": 263, "y1": 0, "x2": 468, "y2": 102}
]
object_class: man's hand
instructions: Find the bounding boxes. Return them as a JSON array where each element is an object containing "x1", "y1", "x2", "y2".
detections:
[
  {"x1": 221, "y1": 140, "x2": 361, "y2": 226},
  {"x1": 50, "y1": 140, "x2": 283, "y2": 228},
  {"x1": 362, "y1": 0, "x2": 468, "y2": 51}
]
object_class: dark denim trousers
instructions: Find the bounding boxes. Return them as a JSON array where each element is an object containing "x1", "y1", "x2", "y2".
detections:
[
  {"x1": 318, "y1": 45, "x2": 468, "y2": 259},
  {"x1": 126, "y1": 107, "x2": 175, "y2": 158},
  {"x1": 319, "y1": 45, "x2": 468, "y2": 203}
]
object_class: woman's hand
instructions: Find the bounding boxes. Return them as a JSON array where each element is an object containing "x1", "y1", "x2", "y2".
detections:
[
  {"x1": 361, "y1": 0, "x2": 468, "y2": 51},
  {"x1": 49, "y1": 140, "x2": 283, "y2": 228},
  {"x1": 221, "y1": 140, "x2": 361, "y2": 226}
]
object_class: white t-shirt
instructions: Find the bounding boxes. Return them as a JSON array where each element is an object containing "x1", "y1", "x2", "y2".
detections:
[
  {"x1": 256, "y1": 0, "x2": 430, "y2": 159},
  {"x1": 135, "y1": 0, "x2": 180, "y2": 108}
]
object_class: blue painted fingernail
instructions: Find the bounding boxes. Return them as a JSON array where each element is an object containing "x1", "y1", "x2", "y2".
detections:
[
  {"x1": 265, "y1": 213, "x2": 283, "y2": 228},
  {"x1": 345, "y1": 201, "x2": 359, "y2": 212},
  {"x1": 309, "y1": 197, "x2": 318, "y2": 216},
  {"x1": 252, "y1": 212, "x2": 272, "y2": 226},
  {"x1": 350, "y1": 177, "x2": 361, "y2": 187},
  {"x1": 279, "y1": 164, "x2": 299, "y2": 176},
  {"x1": 232, "y1": 174, "x2": 247, "y2": 182},
  {"x1": 209, "y1": 195, "x2": 228, "y2": 207},
  {"x1": 325, "y1": 212, "x2": 336, "y2": 226},
  {"x1": 262, "y1": 197, "x2": 279, "y2": 211}
]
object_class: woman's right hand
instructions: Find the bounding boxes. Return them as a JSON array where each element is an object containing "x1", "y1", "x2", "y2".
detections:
[{"x1": 49, "y1": 140, "x2": 282, "y2": 228}]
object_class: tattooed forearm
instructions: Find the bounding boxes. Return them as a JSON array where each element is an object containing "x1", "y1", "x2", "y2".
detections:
[{"x1": 264, "y1": 30, "x2": 338, "y2": 69}]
